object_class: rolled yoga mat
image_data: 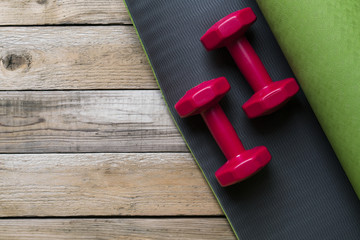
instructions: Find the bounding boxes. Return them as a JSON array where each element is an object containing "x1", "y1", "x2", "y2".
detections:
[
  {"x1": 124, "y1": 0, "x2": 360, "y2": 239},
  {"x1": 257, "y1": 0, "x2": 360, "y2": 198}
]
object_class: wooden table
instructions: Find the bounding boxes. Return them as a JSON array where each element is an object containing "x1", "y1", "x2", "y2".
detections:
[{"x1": 0, "y1": 1, "x2": 234, "y2": 239}]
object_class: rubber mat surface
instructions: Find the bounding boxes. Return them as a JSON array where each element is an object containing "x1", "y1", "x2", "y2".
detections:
[
  {"x1": 257, "y1": 0, "x2": 360, "y2": 199},
  {"x1": 124, "y1": 1, "x2": 360, "y2": 239}
]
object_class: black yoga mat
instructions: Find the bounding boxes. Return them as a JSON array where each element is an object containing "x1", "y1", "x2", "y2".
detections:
[{"x1": 124, "y1": 1, "x2": 360, "y2": 239}]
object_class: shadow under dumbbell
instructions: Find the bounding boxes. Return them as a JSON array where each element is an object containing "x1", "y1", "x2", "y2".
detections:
[
  {"x1": 225, "y1": 166, "x2": 272, "y2": 200},
  {"x1": 249, "y1": 97, "x2": 302, "y2": 135}
]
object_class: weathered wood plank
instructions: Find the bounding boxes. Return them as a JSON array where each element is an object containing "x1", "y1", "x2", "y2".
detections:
[
  {"x1": 0, "y1": 153, "x2": 221, "y2": 216},
  {"x1": 0, "y1": 26, "x2": 156, "y2": 90},
  {"x1": 0, "y1": 90, "x2": 187, "y2": 153},
  {"x1": 0, "y1": 218, "x2": 234, "y2": 240},
  {"x1": 0, "y1": 0, "x2": 131, "y2": 25}
]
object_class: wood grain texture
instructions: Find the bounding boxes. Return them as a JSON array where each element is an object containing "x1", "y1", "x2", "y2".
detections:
[
  {"x1": 0, "y1": 153, "x2": 221, "y2": 217},
  {"x1": 0, "y1": 218, "x2": 234, "y2": 240},
  {"x1": 0, "y1": 26, "x2": 156, "y2": 90},
  {"x1": 0, "y1": 90, "x2": 187, "y2": 153},
  {"x1": 0, "y1": 2, "x2": 231, "y2": 237},
  {"x1": 0, "y1": 0, "x2": 131, "y2": 25}
]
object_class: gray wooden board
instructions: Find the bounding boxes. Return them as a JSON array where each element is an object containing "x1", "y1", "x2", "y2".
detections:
[
  {"x1": 0, "y1": 91, "x2": 185, "y2": 153},
  {"x1": 124, "y1": 0, "x2": 360, "y2": 239}
]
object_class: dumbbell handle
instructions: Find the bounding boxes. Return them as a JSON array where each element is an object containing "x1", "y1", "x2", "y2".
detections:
[
  {"x1": 201, "y1": 104, "x2": 245, "y2": 160},
  {"x1": 227, "y1": 37, "x2": 273, "y2": 92}
]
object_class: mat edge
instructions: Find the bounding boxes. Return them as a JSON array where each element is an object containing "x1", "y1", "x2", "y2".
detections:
[{"x1": 122, "y1": 0, "x2": 239, "y2": 239}]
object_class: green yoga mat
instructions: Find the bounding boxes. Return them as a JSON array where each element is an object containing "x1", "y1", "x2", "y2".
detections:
[{"x1": 257, "y1": 0, "x2": 360, "y2": 198}]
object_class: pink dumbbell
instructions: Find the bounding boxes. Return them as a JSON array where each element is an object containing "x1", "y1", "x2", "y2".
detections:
[
  {"x1": 201, "y1": 8, "x2": 299, "y2": 118},
  {"x1": 175, "y1": 77, "x2": 271, "y2": 186}
]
